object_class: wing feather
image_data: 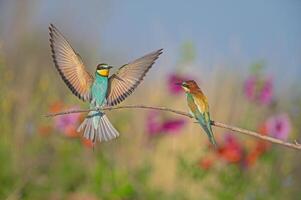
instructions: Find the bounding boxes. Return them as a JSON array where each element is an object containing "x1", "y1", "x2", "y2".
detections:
[
  {"x1": 49, "y1": 24, "x2": 93, "y2": 101},
  {"x1": 192, "y1": 92, "x2": 209, "y2": 113},
  {"x1": 106, "y1": 49, "x2": 163, "y2": 106}
]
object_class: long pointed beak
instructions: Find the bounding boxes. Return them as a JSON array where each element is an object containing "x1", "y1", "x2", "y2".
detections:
[
  {"x1": 175, "y1": 82, "x2": 182, "y2": 86},
  {"x1": 108, "y1": 66, "x2": 113, "y2": 69}
]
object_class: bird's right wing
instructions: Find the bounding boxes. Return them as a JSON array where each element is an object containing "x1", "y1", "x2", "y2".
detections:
[
  {"x1": 106, "y1": 49, "x2": 163, "y2": 106},
  {"x1": 49, "y1": 24, "x2": 94, "y2": 102}
]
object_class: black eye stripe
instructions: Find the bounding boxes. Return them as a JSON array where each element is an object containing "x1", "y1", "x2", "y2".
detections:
[{"x1": 97, "y1": 66, "x2": 108, "y2": 70}]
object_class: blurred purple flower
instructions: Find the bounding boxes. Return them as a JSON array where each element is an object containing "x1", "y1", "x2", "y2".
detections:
[
  {"x1": 167, "y1": 73, "x2": 193, "y2": 95},
  {"x1": 54, "y1": 106, "x2": 81, "y2": 133},
  {"x1": 266, "y1": 114, "x2": 291, "y2": 140},
  {"x1": 146, "y1": 111, "x2": 186, "y2": 136},
  {"x1": 243, "y1": 75, "x2": 273, "y2": 105}
]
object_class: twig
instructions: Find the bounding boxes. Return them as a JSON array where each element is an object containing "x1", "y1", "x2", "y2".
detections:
[
  {"x1": 211, "y1": 121, "x2": 301, "y2": 150},
  {"x1": 45, "y1": 105, "x2": 301, "y2": 151}
]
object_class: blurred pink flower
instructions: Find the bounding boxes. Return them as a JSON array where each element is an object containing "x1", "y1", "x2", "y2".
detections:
[
  {"x1": 243, "y1": 75, "x2": 273, "y2": 105},
  {"x1": 54, "y1": 106, "x2": 81, "y2": 137},
  {"x1": 161, "y1": 119, "x2": 186, "y2": 133},
  {"x1": 146, "y1": 111, "x2": 163, "y2": 135},
  {"x1": 259, "y1": 78, "x2": 273, "y2": 105},
  {"x1": 266, "y1": 114, "x2": 291, "y2": 140},
  {"x1": 244, "y1": 75, "x2": 256, "y2": 100},
  {"x1": 146, "y1": 111, "x2": 186, "y2": 136},
  {"x1": 167, "y1": 73, "x2": 193, "y2": 95}
]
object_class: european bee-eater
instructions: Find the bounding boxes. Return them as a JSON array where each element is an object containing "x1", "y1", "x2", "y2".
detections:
[
  {"x1": 177, "y1": 80, "x2": 217, "y2": 146},
  {"x1": 49, "y1": 24, "x2": 162, "y2": 143}
]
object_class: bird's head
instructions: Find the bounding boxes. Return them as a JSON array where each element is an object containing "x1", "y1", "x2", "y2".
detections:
[
  {"x1": 176, "y1": 80, "x2": 200, "y2": 93},
  {"x1": 96, "y1": 63, "x2": 113, "y2": 77}
]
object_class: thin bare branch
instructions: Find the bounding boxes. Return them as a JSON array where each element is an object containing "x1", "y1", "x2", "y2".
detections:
[{"x1": 45, "y1": 105, "x2": 301, "y2": 151}]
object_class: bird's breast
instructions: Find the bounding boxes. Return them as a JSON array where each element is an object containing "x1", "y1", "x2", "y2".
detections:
[{"x1": 91, "y1": 76, "x2": 108, "y2": 107}]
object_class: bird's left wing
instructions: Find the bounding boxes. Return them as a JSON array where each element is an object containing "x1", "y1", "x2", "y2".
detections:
[
  {"x1": 192, "y1": 92, "x2": 209, "y2": 114},
  {"x1": 49, "y1": 24, "x2": 94, "y2": 102},
  {"x1": 106, "y1": 49, "x2": 163, "y2": 106}
]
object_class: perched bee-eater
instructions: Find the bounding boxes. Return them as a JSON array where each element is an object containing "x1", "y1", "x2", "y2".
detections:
[
  {"x1": 177, "y1": 80, "x2": 217, "y2": 146},
  {"x1": 49, "y1": 24, "x2": 162, "y2": 143}
]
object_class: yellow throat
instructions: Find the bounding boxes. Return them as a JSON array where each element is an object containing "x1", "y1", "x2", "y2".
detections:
[
  {"x1": 182, "y1": 87, "x2": 190, "y2": 93},
  {"x1": 97, "y1": 69, "x2": 109, "y2": 77}
]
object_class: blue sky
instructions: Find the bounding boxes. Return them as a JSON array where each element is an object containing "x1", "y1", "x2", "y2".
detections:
[{"x1": 1, "y1": 0, "x2": 301, "y2": 80}]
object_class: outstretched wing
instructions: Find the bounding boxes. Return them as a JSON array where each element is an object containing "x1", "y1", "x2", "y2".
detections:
[
  {"x1": 106, "y1": 49, "x2": 163, "y2": 106},
  {"x1": 49, "y1": 24, "x2": 93, "y2": 102}
]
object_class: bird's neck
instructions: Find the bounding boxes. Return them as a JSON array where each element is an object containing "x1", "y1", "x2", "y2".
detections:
[{"x1": 95, "y1": 73, "x2": 109, "y2": 84}]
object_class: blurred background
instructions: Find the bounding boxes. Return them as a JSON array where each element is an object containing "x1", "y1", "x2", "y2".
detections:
[{"x1": 0, "y1": 0, "x2": 301, "y2": 199}]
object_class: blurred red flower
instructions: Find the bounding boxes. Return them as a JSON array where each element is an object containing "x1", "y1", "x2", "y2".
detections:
[
  {"x1": 49, "y1": 101, "x2": 64, "y2": 113},
  {"x1": 81, "y1": 138, "x2": 94, "y2": 148},
  {"x1": 245, "y1": 148, "x2": 261, "y2": 167},
  {"x1": 237, "y1": 122, "x2": 273, "y2": 168},
  {"x1": 199, "y1": 128, "x2": 275, "y2": 169},
  {"x1": 200, "y1": 121, "x2": 279, "y2": 169},
  {"x1": 217, "y1": 135, "x2": 243, "y2": 163},
  {"x1": 256, "y1": 123, "x2": 271, "y2": 151},
  {"x1": 64, "y1": 126, "x2": 80, "y2": 138},
  {"x1": 199, "y1": 157, "x2": 215, "y2": 170},
  {"x1": 244, "y1": 126, "x2": 269, "y2": 167}
]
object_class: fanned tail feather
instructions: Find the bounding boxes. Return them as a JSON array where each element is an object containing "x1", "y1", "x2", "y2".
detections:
[{"x1": 77, "y1": 111, "x2": 119, "y2": 143}]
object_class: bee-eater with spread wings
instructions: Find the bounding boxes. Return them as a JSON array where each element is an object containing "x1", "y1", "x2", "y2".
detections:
[
  {"x1": 177, "y1": 80, "x2": 217, "y2": 146},
  {"x1": 49, "y1": 24, "x2": 162, "y2": 143}
]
